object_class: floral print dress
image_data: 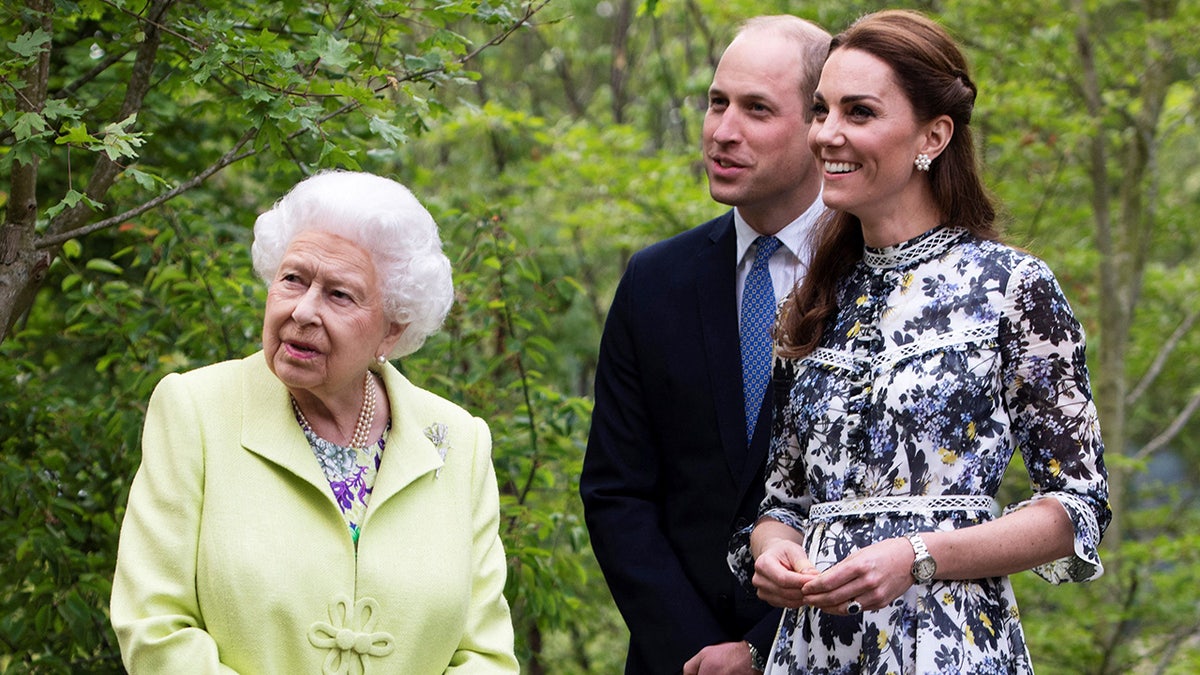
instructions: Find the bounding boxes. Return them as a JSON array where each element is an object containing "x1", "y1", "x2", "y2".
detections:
[
  {"x1": 728, "y1": 226, "x2": 1110, "y2": 675},
  {"x1": 300, "y1": 422, "x2": 389, "y2": 546}
]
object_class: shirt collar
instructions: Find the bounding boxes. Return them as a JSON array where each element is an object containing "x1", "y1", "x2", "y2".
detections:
[{"x1": 733, "y1": 194, "x2": 826, "y2": 265}]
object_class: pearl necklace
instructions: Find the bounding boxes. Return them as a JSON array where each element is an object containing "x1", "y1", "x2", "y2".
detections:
[{"x1": 291, "y1": 372, "x2": 377, "y2": 449}]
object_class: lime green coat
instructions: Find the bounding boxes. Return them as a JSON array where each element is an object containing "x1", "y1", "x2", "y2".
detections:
[{"x1": 111, "y1": 352, "x2": 518, "y2": 674}]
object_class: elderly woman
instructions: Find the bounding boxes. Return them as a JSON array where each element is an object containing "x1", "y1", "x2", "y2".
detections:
[{"x1": 111, "y1": 171, "x2": 519, "y2": 673}]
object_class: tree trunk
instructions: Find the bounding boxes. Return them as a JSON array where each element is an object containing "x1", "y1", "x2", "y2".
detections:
[
  {"x1": 608, "y1": 0, "x2": 634, "y2": 124},
  {"x1": 0, "y1": 0, "x2": 174, "y2": 341},
  {"x1": 0, "y1": 0, "x2": 52, "y2": 339}
]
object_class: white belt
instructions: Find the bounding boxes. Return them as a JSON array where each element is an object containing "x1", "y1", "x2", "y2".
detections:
[{"x1": 808, "y1": 495, "x2": 1000, "y2": 520}]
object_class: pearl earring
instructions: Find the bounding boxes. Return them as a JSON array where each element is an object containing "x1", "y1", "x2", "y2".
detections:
[
  {"x1": 376, "y1": 355, "x2": 386, "y2": 365},
  {"x1": 915, "y1": 154, "x2": 932, "y2": 172}
]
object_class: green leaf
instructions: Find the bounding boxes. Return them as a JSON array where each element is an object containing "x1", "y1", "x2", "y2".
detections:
[
  {"x1": 85, "y1": 259, "x2": 123, "y2": 275},
  {"x1": 124, "y1": 167, "x2": 162, "y2": 190},
  {"x1": 62, "y1": 239, "x2": 83, "y2": 259},
  {"x1": 7, "y1": 28, "x2": 51, "y2": 58},
  {"x1": 56, "y1": 122, "x2": 98, "y2": 146},
  {"x1": 100, "y1": 114, "x2": 147, "y2": 161},
  {"x1": 42, "y1": 99, "x2": 84, "y2": 123},
  {"x1": 368, "y1": 115, "x2": 409, "y2": 148},
  {"x1": 318, "y1": 141, "x2": 361, "y2": 170},
  {"x1": 312, "y1": 33, "x2": 356, "y2": 70},
  {"x1": 13, "y1": 112, "x2": 48, "y2": 141}
]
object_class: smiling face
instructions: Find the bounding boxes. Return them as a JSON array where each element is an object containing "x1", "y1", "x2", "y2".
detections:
[
  {"x1": 808, "y1": 47, "x2": 951, "y2": 240},
  {"x1": 262, "y1": 230, "x2": 404, "y2": 402},
  {"x1": 702, "y1": 31, "x2": 820, "y2": 234}
]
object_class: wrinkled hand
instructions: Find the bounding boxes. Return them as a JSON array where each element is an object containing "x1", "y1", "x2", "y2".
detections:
[
  {"x1": 682, "y1": 641, "x2": 758, "y2": 675},
  {"x1": 751, "y1": 539, "x2": 820, "y2": 608},
  {"x1": 800, "y1": 537, "x2": 915, "y2": 615}
]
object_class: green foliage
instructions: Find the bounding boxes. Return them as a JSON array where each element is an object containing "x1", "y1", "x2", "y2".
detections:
[
  {"x1": 420, "y1": 210, "x2": 600, "y2": 662},
  {"x1": 1014, "y1": 494, "x2": 1200, "y2": 673},
  {"x1": 0, "y1": 203, "x2": 262, "y2": 672}
]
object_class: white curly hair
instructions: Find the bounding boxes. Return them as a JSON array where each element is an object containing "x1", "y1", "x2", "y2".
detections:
[{"x1": 251, "y1": 170, "x2": 454, "y2": 358}]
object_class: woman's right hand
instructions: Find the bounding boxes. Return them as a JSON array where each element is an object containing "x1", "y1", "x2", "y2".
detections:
[{"x1": 750, "y1": 520, "x2": 820, "y2": 608}]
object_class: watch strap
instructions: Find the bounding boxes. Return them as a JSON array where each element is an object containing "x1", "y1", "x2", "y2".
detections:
[
  {"x1": 907, "y1": 533, "x2": 936, "y2": 582},
  {"x1": 746, "y1": 641, "x2": 766, "y2": 672}
]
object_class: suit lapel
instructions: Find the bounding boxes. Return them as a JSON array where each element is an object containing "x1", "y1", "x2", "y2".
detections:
[{"x1": 695, "y1": 214, "x2": 750, "y2": 478}]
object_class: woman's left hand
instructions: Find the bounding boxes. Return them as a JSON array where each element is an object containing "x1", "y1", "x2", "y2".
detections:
[{"x1": 799, "y1": 537, "x2": 916, "y2": 615}]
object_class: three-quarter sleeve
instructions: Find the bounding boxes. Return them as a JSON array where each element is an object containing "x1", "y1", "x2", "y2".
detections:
[{"x1": 1000, "y1": 257, "x2": 1111, "y2": 583}]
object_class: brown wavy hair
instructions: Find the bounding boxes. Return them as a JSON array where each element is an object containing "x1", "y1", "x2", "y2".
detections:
[{"x1": 777, "y1": 9, "x2": 1000, "y2": 359}]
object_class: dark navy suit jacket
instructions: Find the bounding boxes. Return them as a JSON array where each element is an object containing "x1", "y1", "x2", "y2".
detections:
[{"x1": 581, "y1": 212, "x2": 781, "y2": 674}]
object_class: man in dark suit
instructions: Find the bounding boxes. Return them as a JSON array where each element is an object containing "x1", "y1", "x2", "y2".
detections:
[{"x1": 581, "y1": 16, "x2": 831, "y2": 675}]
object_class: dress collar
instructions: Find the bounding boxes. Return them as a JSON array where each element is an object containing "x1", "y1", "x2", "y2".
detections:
[{"x1": 862, "y1": 225, "x2": 968, "y2": 270}]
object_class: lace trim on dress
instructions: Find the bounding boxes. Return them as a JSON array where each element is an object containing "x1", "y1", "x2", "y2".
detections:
[
  {"x1": 863, "y1": 226, "x2": 968, "y2": 269},
  {"x1": 808, "y1": 494, "x2": 1001, "y2": 521},
  {"x1": 807, "y1": 324, "x2": 998, "y2": 374}
]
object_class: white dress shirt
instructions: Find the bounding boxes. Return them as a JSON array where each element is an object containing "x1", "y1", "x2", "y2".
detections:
[{"x1": 734, "y1": 196, "x2": 826, "y2": 330}]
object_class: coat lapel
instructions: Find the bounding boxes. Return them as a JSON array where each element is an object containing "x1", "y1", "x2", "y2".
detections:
[
  {"x1": 366, "y1": 366, "x2": 445, "y2": 510},
  {"x1": 237, "y1": 354, "x2": 442, "y2": 510},
  {"x1": 239, "y1": 353, "x2": 333, "y2": 498},
  {"x1": 695, "y1": 214, "x2": 750, "y2": 478}
]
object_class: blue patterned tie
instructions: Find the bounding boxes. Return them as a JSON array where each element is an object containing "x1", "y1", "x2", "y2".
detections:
[{"x1": 740, "y1": 236, "x2": 782, "y2": 443}]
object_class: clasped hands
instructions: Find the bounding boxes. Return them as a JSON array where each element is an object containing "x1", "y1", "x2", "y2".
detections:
[{"x1": 752, "y1": 536, "x2": 916, "y2": 615}]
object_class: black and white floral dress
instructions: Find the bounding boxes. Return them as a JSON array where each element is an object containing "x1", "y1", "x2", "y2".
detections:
[{"x1": 728, "y1": 226, "x2": 1110, "y2": 675}]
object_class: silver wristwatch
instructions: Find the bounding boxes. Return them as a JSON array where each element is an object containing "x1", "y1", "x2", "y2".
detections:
[
  {"x1": 907, "y1": 533, "x2": 936, "y2": 583},
  {"x1": 746, "y1": 641, "x2": 766, "y2": 672}
]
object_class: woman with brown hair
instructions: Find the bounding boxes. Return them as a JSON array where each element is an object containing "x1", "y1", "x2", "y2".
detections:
[{"x1": 728, "y1": 10, "x2": 1109, "y2": 673}]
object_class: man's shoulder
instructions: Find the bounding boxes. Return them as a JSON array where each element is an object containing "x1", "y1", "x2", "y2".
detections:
[{"x1": 630, "y1": 211, "x2": 733, "y2": 266}]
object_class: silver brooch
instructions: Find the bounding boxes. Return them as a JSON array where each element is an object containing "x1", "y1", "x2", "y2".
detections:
[{"x1": 423, "y1": 423, "x2": 449, "y2": 478}]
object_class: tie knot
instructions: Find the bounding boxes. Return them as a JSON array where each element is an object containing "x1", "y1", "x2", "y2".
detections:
[{"x1": 753, "y1": 236, "x2": 782, "y2": 266}]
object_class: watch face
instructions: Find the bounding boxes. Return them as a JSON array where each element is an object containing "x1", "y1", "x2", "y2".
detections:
[{"x1": 913, "y1": 557, "x2": 937, "y2": 582}]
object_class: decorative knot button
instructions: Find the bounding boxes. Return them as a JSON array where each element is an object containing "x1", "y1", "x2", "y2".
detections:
[{"x1": 308, "y1": 595, "x2": 395, "y2": 674}]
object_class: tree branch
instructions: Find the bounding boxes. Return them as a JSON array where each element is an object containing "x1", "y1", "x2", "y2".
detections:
[
  {"x1": 684, "y1": 0, "x2": 720, "y2": 71},
  {"x1": 35, "y1": 128, "x2": 257, "y2": 249},
  {"x1": 35, "y1": 2, "x2": 551, "y2": 249},
  {"x1": 1127, "y1": 302, "x2": 1200, "y2": 405},
  {"x1": 531, "y1": 24, "x2": 588, "y2": 119},
  {"x1": 2, "y1": 0, "x2": 52, "y2": 265},
  {"x1": 43, "y1": 0, "x2": 177, "y2": 242},
  {"x1": 1134, "y1": 389, "x2": 1200, "y2": 461}
]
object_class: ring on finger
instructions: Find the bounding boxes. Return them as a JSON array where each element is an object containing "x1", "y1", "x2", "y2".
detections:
[{"x1": 846, "y1": 600, "x2": 862, "y2": 615}]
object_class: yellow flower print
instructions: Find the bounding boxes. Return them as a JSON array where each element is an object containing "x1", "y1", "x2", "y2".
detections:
[
  {"x1": 848, "y1": 321, "x2": 862, "y2": 338},
  {"x1": 979, "y1": 611, "x2": 996, "y2": 637},
  {"x1": 938, "y1": 447, "x2": 958, "y2": 465}
]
